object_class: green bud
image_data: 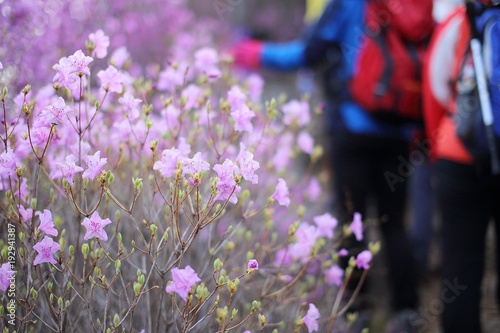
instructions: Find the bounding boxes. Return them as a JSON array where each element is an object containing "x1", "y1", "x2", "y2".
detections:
[
  {"x1": 0, "y1": 306, "x2": 3, "y2": 316},
  {"x1": 227, "y1": 280, "x2": 237, "y2": 294},
  {"x1": 115, "y1": 259, "x2": 121, "y2": 273},
  {"x1": 66, "y1": 281, "x2": 72, "y2": 291},
  {"x1": 2, "y1": 86, "x2": 8, "y2": 97},
  {"x1": 81, "y1": 243, "x2": 89, "y2": 256},
  {"x1": 251, "y1": 300, "x2": 261, "y2": 312},
  {"x1": 150, "y1": 139, "x2": 158, "y2": 151},
  {"x1": 30, "y1": 288, "x2": 38, "y2": 300},
  {"x1": 369, "y1": 241, "x2": 381, "y2": 255},
  {"x1": 30, "y1": 198, "x2": 37, "y2": 210},
  {"x1": 117, "y1": 232, "x2": 122, "y2": 243},
  {"x1": 259, "y1": 314, "x2": 266, "y2": 327},
  {"x1": 50, "y1": 294, "x2": 54, "y2": 303},
  {"x1": 246, "y1": 251, "x2": 254, "y2": 261},
  {"x1": 18, "y1": 232, "x2": 25, "y2": 242},
  {"x1": 297, "y1": 205, "x2": 306, "y2": 219},
  {"x1": 113, "y1": 314, "x2": 120, "y2": 327},
  {"x1": 213, "y1": 258, "x2": 223, "y2": 271},
  {"x1": 65, "y1": 300, "x2": 70, "y2": 309},
  {"x1": 311, "y1": 145, "x2": 324, "y2": 163},
  {"x1": 22, "y1": 84, "x2": 31, "y2": 95},
  {"x1": 150, "y1": 224, "x2": 157, "y2": 233},
  {"x1": 138, "y1": 274, "x2": 145, "y2": 286},
  {"x1": 231, "y1": 308, "x2": 238, "y2": 319},
  {"x1": 48, "y1": 282, "x2": 53, "y2": 292},
  {"x1": 133, "y1": 282, "x2": 141, "y2": 296}
]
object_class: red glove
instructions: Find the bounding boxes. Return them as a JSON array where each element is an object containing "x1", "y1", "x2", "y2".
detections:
[{"x1": 230, "y1": 39, "x2": 264, "y2": 70}]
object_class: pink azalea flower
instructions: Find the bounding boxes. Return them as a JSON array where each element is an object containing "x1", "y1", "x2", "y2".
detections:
[
  {"x1": 302, "y1": 303, "x2": 320, "y2": 333},
  {"x1": 165, "y1": 265, "x2": 201, "y2": 301},
  {"x1": 162, "y1": 105, "x2": 181, "y2": 132},
  {"x1": 0, "y1": 263, "x2": 14, "y2": 292},
  {"x1": 30, "y1": 126, "x2": 52, "y2": 148},
  {"x1": 272, "y1": 178, "x2": 290, "y2": 207},
  {"x1": 0, "y1": 62, "x2": 3, "y2": 70},
  {"x1": 153, "y1": 148, "x2": 182, "y2": 178},
  {"x1": 306, "y1": 177, "x2": 322, "y2": 201},
  {"x1": 53, "y1": 56, "x2": 77, "y2": 88},
  {"x1": 34, "y1": 96, "x2": 73, "y2": 128},
  {"x1": 247, "y1": 259, "x2": 259, "y2": 270},
  {"x1": 118, "y1": 92, "x2": 142, "y2": 121},
  {"x1": 181, "y1": 152, "x2": 210, "y2": 177},
  {"x1": 313, "y1": 213, "x2": 338, "y2": 239},
  {"x1": 88, "y1": 29, "x2": 110, "y2": 59},
  {"x1": 97, "y1": 65, "x2": 123, "y2": 93},
  {"x1": 297, "y1": 131, "x2": 314, "y2": 154},
  {"x1": 338, "y1": 248, "x2": 349, "y2": 257},
  {"x1": 33, "y1": 236, "x2": 60, "y2": 266},
  {"x1": 235, "y1": 143, "x2": 259, "y2": 184},
  {"x1": 0, "y1": 149, "x2": 18, "y2": 178},
  {"x1": 230, "y1": 104, "x2": 255, "y2": 132},
  {"x1": 274, "y1": 248, "x2": 292, "y2": 267},
  {"x1": 18, "y1": 205, "x2": 33, "y2": 222},
  {"x1": 213, "y1": 159, "x2": 240, "y2": 204},
  {"x1": 67, "y1": 50, "x2": 93, "y2": 76},
  {"x1": 325, "y1": 265, "x2": 344, "y2": 287},
  {"x1": 245, "y1": 74, "x2": 264, "y2": 102},
  {"x1": 181, "y1": 84, "x2": 201, "y2": 110},
  {"x1": 289, "y1": 223, "x2": 319, "y2": 261},
  {"x1": 81, "y1": 211, "x2": 112, "y2": 241},
  {"x1": 50, "y1": 154, "x2": 84, "y2": 183},
  {"x1": 356, "y1": 250, "x2": 373, "y2": 270},
  {"x1": 82, "y1": 151, "x2": 107, "y2": 180},
  {"x1": 227, "y1": 86, "x2": 247, "y2": 110},
  {"x1": 349, "y1": 212, "x2": 364, "y2": 241},
  {"x1": 37, "y1": 209, "x2": 58, "y2": 236},
  {"x1": 282, "y1": 100, "x2": 310, "y2": 126},
  {"x1": 110, "y1": 46, "x2": 130, "y2": 68},
  {"x1": 194, "y1": 47, "x2": 221, "y2": 79},
  {"x1": 157, "y1": 63, "x2": 186, "y2": 92}
]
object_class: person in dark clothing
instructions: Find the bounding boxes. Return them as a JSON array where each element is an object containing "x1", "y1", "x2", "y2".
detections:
[{"x1": 232, "y1": 0, "x2": 435, "y2": 331}]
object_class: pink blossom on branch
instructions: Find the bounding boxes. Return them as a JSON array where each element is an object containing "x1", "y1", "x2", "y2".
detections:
[
  {"x1": 313, "y1": 213, "x2": 338, "y2": 239},
  {"x1": 181, "y1": 152, "x2": 210, "y2": 178},
  {"x1": 0, "y1": 263, "x2": 14, "y2": 292},
  {"x1": 82, "y1": 151, "x2": 107, "y2": 180},
  {"x1": 165, "y1": 265, "x2": 201, "y2": 301},
  {"x1": 18, "y1": 205, "x2": 33, "y2": 222},
  {"x1": 194, "y1": 47, "x2": 221, "y2": 79},
  {"x1": 34, "y1": 96, "x2": 73, "y2": 128},
  {"x1": 33, "y1": 236, "x2": 60, "y2": 266},
  {"x1": 227, "y1": 86, "x2": 247, "y2": 110},
  {"x1": 325, "y1": 265, "x2": 344, "y2": 287},
  {"x1": 282, "y1": 99, "x2": 310, "y2": 126},
  {"x1": 230, "y1": 104, "x2": 255, "y2": 132},
  {"x1": 37, "y1": 209, "x2": 58, "y2": 236},
  {"x1": 0, "y1": 149, "x2": 18, "y2": 178},
  {"x1": 297, "y1": 131, "x2": 314, "y2": 154},
  {"x1": 81, "y1": 211, "x2": 112, "y2": 241},
  {"x1": 272, "y1": 178, "x2": 290, "y2": 207},
  {"x1": 153, "y1": 148, "x2": 183, "y2": 178},
  {"x1": 235, "y1": 143, "x2": 259, "y2": 184},
  {"x1": 67, "y1": 50, "x2": 93, "y2": 77},
  {"x1": 356, "y1": 250, "x2": 373, "y2": 270},
  {"x1": 302, "y1": 303, "x2": 320, "y2": 333},
  {"x1": 247, "y1": 259, "x2": 259, "y2": 270},
  {"x1": 349, "y1": 212, "x2": 364, "y2": 241},
  {"x1": 97, "y1": 65, "x2": 123, "y2": 94},
  {"x1": 50, "y1": 154, "x2": 84, "y2": 183},
  {"x1": 88, "y1": 29, "x2": 110, "y2": 59},
  {"x1": 213, "y1": 159, "x2": 241, "y2": 204}
]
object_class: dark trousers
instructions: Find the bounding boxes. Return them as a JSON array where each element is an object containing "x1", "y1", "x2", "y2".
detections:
[
  {"x1": 435, "y1": 159, "x2": 500, "y2": 333},
  {"x1": 329, "y1": 131, "x2": 419, "y2": 311}
]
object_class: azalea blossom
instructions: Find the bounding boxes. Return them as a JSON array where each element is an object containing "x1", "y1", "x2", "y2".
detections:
[
  {"x1": 81, "y1": 211, "x2": 112, "y2": 241},
  {"x1": 356, "y1": 250, "x2": 373, "y2": 270},
  {"x1": 349, "y1": 212, "x2": 364, "y2": 241},
  {"x1": 213, "y1": 159, "x2": 241, "y2": 204},
  {"x1": 325, "y1": 265, "x2": 344, "y2": 287},
  {"x1": 153, "y1": 148, "x2": 183, "y2": 178},
  {"x1": 181, "y1": 152, "x2": 210, "y2": 178},
  {"x1": 227, "y1": 86, "x2": 247, "y2": 110},
  {"x1": 302, "y1": 303, "x2": 320, "y2": 333},
  {"x1": 245, "y1": 74, "x2": 264, "y2": 102},
  {"x1": 181, "y1": 84, "x2": 201, "y2": 110},
  {"x1": 289, "y1": 223, "x2": 319, "y2": 261},
  {"x1": 272, "y1": 178, "x2": 290, "y2": 207},
  {"x1": 37, "y1": 209, "x2": 58, "y2": 236},
  {"x1": 194, "y1": 47, "x2": 221, "y2": 79},
  {"x1": 230, "y1": 104, "x2": 255, "y2": 132},
  {"x1": 313, "y1": 213, "x2": 338, "y2": 239},
  {"x1": 235, "y1": 143, "x2": 259, "y2": 184},
  {"x1": 34, "y1": 96, "x2": 73, "y2": 128},
  {"x1": 0, "y1": 149, "x2": 18, "y2": 178},
  {"x1": 157, "y1": 65, "x2": 185, "y2": 92},
  {"x1": 282, "y1": 99, "x2": 310, "y2": 126},
  {"x1": 110, "y1": 46, "x2": 130, "y2": 68},
  {"x1": 0, "y1": 263, "x2": 14, "y2": 292},
  {"x1": 97, "y1": 65, "x2": 123, "y2": 93},
  {"x1": 165, "y1": 265, "x2": 201, "y2": 301},
  {"x1": 67, "y1": 50, "x2": 93, "y2": 76},
  {"x1": 88, "y1": 29, "x2": 110, "y2": 59},
  {"x1": 50, "y1": 154, "x2": 84, "y2": 183},
  {"x1": 18, "y1": 205, "x2": 33, "y2": 222},
  {"x1": 82, "y1": 151, "x2": 107, "y2": 180},
  {"x1": 297, "y1": 131, "x2": 314, "y2": 154},
  {"x1": 118, "y1": 92, "x2": 142, "y2": 121},
  {"x1": 306, "y1": 177, "x2": 322, "y2": 201},
  {"x1": 247, "y1": 259, "x2": 259, "y2": 270},
  {"x1": 33, "y1": 236, "x2": 60, "y2": 266}
]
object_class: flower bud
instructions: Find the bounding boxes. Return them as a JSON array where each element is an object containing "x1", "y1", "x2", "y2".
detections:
[
  {"x1": 81, "y1": 243, "x2": 89, "y2": 257},
  {"x1": 213, "y1": 258, "x2": 223, "y2": 271}
]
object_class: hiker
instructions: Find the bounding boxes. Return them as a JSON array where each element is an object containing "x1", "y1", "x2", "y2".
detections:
[
  {"x1": 423, "y1": 1, "x2": 500, "y2": 332},
  {"x1": 231, "y1": 0, "x2": 435, "y2": 331}
]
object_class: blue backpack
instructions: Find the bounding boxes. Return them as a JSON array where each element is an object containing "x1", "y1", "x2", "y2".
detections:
[{"x1": 455, "y1": 3, "x2": 500, "y2": 175}]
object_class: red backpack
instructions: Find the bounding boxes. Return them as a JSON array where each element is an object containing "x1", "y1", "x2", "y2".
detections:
[{"x1": 349, "y1": 0, "x2": 434, "y2": 121}]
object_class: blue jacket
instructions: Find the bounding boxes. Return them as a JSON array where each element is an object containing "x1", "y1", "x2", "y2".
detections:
[{"x1": 260, "y1": 0, "x2": 415, "y2": 139}]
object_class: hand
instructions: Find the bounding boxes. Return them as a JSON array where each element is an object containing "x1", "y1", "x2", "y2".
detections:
[{"x1": 230, "y1": 39, "x2": 263, "y2": 69}]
